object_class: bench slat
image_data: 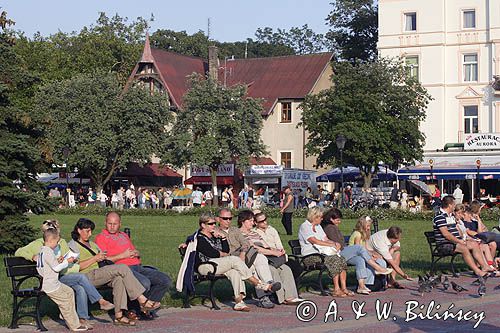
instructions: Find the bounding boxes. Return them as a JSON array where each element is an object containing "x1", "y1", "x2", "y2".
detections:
[{"x1": 6, "y1": 265, "x2": 39, "y2": 278}]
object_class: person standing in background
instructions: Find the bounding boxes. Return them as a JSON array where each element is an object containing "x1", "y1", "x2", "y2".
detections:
[{"x1": 280, "y1": 186, "x2": 294, "y2": 235}]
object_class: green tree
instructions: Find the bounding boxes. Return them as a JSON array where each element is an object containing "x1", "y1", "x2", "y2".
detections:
[
  {"x1": 14, "y1": 13, "x2": 149, "y2": 84},
  {"x1": 163, "y1": 74, "x2": 267, "y2": 205},
  {"x1": 325, "y1": 0, "x2": 378, "y2": 62},
  {"x1": 33, "y1": 72, "x2": 172, "y2": 193},
  {"x1": 255, "y1": 25, "x2": 327, "y2": 55},
  {"x1": 301, "y1": 59, "x2": 432, "y2": 188},
  {"x1": 0, "y1": 11, "x2": 50, "y2": 253}
]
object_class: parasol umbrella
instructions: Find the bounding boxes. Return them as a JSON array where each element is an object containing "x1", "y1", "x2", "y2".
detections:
[
  {"x1": 172, "y1": 187, "x2": 193, "y2": 199},
  {"x1": 408, "y1": 179, "x2": 432, "y2": 195}
]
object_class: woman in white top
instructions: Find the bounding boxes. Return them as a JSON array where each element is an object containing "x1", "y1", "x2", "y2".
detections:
[{"x1": 298, "y1": 207, "x2": 351, "y2": 297}]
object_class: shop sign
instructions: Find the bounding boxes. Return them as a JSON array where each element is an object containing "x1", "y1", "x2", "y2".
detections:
[
  {"x1": 281, "y1": 170, "x2": 317, "y2": 193},
  {"x1": 191, "y1": 164, "x2": 234, "y2": 177},
  {"x1": 248, "y1": 165, "x2": 283, "y2": 175},
  {"x1": 464, "y1": 133, "x2": 500, "y2": 150}
]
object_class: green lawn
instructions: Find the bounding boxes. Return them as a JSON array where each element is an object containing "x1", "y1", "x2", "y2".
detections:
[{"x1": 1, "y1": 213, "x2": 495, "y2": 327}]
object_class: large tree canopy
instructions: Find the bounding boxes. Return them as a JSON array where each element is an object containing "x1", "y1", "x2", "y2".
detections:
[
  {"x1": 301, "y1": 58, "x2": 432, "y2": 188},
  {"x1": 326, "y1": 0, "x2": 378, "y2": 62},
  {"x1": 163, "y1": 74, "x2": 267, "y2": 205},
  {"x1": 255, "y1": 25, "x2": 327, "y2": 55},
  {"x1": 0, "y1": 11, "x2": 50, "y2": 253},
  {"x1": 34, "y1": 72, "x2": 172, "y2": 192}
]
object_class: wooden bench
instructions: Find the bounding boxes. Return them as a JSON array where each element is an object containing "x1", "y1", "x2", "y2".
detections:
[
  {"x1": 178, "y1": 247, "x2": 227, "y2": 310},
  {"x1": 424, "y1": 231, "x2": 459, "y2": 277},
  {"x1": 4, "y1": 256, "x2": 48, "y2": 331}
]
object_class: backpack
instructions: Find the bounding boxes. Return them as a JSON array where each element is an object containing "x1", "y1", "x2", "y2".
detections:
[{"x1": 91, "y1": 192, "x2": 97, "y2": 200}]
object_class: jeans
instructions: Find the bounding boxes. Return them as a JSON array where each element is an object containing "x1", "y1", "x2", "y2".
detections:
[
  {"x1": 281, "y1": 213, "x2": 293, "y2": 235},
  {"x1": 60, "y1": 273, "x2": 102, "y2": 320},
  {"x1": 340, "y1": 245, "x2": 386, "y2": 285},
  {"x1": 130, "y1": 265, "x2": 171, "y2": 302}
]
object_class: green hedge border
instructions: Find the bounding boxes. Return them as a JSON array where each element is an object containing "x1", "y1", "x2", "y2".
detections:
[{"x1": 53, "y1": 205, "x2": 500, "y2": 222}]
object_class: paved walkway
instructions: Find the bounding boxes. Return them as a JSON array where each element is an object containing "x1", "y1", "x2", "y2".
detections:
[{"x1": 3, "y1": 274, "x2": 500, "y2": 333}]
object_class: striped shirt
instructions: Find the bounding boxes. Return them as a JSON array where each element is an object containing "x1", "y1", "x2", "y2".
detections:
[{"x1": 433, "y1": 209, "x2": 459, "y2": 244}]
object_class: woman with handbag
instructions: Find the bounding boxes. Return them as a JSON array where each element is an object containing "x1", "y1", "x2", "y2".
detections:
[
  {"x1": 68, "y1": 218, "x2": 159, "y2": 326},
  {"x1": 298, "y1": 207, "x2": 351, "y2": 297}
]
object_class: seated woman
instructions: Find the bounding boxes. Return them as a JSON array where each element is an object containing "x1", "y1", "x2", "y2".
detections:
[
  {"x1": 455, "y1": 205, "x2": 497, "y2": 270},
  {"x1": 195, "y1": 213, "x2": 281, "y2": 311},
  {"x1": 68, "y1": 218, "x2": 159, "y2": 326},
  {"x1": 241, "y1": 212, "x2": 304, "y2": 305},
  {"x1": 298, "y1": 207, "x2": 350, "y2": 297},
  {"x1": 349, "y1": 216, "x2": 371, "y2": 247},
  {"x1": 15, "y1": 220, "x2": 114, "y2": 329},
  {"x1": 469, "y1": 202, "x2": 498, "y2": 261},
  {"x1": 322, "y1": 210, "x2": 392, "y2": 295}
]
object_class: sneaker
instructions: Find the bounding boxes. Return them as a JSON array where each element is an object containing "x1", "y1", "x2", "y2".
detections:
[
  {"x1": 72, "y1": 326, "x2": 88, "y2": 332},
  {"x1": 356, "y1": 287, "x2": 371, "y2": 295},
  {"x1": 283, "y1": 297, "x2": 305, "y2": 305},
  {"x1": 258, "y1": 296, "x2": 275, "y2": 309},
  {"x1": 233, "y1": 301, "x2": 250, "y2": 312},
  {"x1": 99, "y1": 301, "x2": 115, "y2": 311},
  {"x1": 375, "y1": 268, "x2": 393, "y2": 275},
  {"x1": 79, "y1": 320, "x2": 93, "y2": 330},
  {"x1": 257, "y1": 281, "x2": 281, "y2": 292}
]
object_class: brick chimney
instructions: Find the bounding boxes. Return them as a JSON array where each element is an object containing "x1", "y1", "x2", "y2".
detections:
[{"x1": 208, "y1": 45, "x2": 219, "y2": 81}]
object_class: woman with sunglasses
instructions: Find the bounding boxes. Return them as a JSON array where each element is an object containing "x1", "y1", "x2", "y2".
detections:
[{"x1": 196, "y1": 213, "x2": 280, "y2": 311}]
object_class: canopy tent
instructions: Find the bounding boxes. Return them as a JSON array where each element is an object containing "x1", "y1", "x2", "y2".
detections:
[
  {"x1": 172, "y1": 188, "x2": 193, "y2": 199},
  {"x1": 397, "y1": 166, "x2": 500, "y2": 180},
  {"x1": 316, "y1": 165, "x2": 397, "y2": 182}
]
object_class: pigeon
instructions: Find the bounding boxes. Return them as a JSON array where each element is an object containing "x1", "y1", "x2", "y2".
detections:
[
  {"x1": 442, "y1": 276, "x2": 450, "y2": 290},
  {"x1": 472, "y1": 275, "x2": 488, "y2": 286},
  {"x1": 451, "y1": 281, "x2": 468, "y2": 293},
  {"x1": 417, "y1": 281, "x2": 433, "y2": 296},
  {"x1": 478, "y1": 280, "x2": 486, "y2": 297},
  {"x1": 429, "y1": 274, "x2": 442, "y2": 288},
  {"x1": 418, "y1": 275, "x2": 424, "y2": 285}
]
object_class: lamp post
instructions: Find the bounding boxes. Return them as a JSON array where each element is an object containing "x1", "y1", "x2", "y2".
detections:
[
  {"x1": 62, "y1": 147, "x2": 70, "y2": 207},
  {"x1": 476, "y1": 159, "x2": 481, "y2": 199},
  {"x1": 336, "y1": 135, "x2": 347, "y2": 208},
  {"x1": 428, "y1": 159, "x2": 434, "y2": 183}
]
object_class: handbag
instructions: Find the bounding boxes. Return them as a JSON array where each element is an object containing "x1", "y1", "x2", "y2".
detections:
[
  {"x1": 267, "y1": 255, "x2": 286, "y2": 268},
  {"x1": 245, "y1": 246, "x2": 259, "y2": 268},
  {"x1": 315, "y1": 245, "x2": 339, "y2": 256},
  {"x1": 76, "y1": 240, "x2": 114, "y2": 268}
]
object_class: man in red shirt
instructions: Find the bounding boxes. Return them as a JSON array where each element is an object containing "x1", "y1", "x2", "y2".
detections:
[{"x1": 95, "y1": 212, "x2": 171, "y2": 314}]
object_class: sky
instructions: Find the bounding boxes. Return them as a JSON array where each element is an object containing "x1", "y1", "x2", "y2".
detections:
[{"x1": 1, "y1": 0, "x2": 333, "y2": 41}]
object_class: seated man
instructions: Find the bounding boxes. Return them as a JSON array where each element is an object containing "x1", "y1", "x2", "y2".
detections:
[
  {"x1": 433, "y1": 196, "x2": 489, "y2": 277},
  {"x1": 95, "y1": 211, "x2": 171, "y2": 317},
  {"x1": 366, "y1": 226, "x2": 412, "y2": 289}
]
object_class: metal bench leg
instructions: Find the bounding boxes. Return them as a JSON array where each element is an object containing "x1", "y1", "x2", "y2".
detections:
[
  {"x1": 318, "y1": 269, "x2": 328, "y2": 296},
  {"x1": 9, "y1": 296, "x2": 19, "y2": 329},
  {"x1": 451, "y1": 256, "x2": 459, "y2": 277},
  {"x1": 430, "y1": 257, "x2": 436, "y2": 274},
  {"x1": 35, "y1": 296, "x2": 47, "y2": 331},
  {"x1": 208, "y1": 280, "x2": 220, "y2": 310}
]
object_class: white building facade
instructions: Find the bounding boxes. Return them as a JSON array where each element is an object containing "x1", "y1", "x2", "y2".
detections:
[{"x1": 379, "y1": 0, "x2": 500, "y2": 200}]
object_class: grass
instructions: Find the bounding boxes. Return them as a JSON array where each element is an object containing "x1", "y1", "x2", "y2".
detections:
[{"x1": 1, "y1": 213, "x2": 497, "y2": 327}]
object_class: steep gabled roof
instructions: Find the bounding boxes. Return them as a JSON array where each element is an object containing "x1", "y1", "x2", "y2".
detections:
[
  {"x1": 150, "y1": 49, "x2": 207, "y2": 108},
  {"x1": 131, "y1": 40, "x2": 332, "y2": 114}
]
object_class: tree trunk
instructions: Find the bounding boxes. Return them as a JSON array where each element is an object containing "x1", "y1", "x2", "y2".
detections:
[
  {"x1": 361, "y1": 171, "x2": 374, "y2": 190},
  {"x1": 210, "y1": 167, "x2": 219, "y2": 206}
]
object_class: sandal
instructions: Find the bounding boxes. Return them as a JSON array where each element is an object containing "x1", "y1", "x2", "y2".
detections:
[
  {"x1": 140, "y1": 299, "x2": 161, "y2": 312},
  {"x1": 342, "y1": 289, "x2": 355, "y2": 297},
  {"x1": 356, "y1": 288, "x2": 371, "y2": 295},
  {"x1": 332, "y1": 290, "x2": 348, "y2": 298},
  {"x1": 126, "y1": 311, "x2": 140, "y2": 321},
  {"x1": 114, "y1": 315, "x2": 136, "y2": 326}
]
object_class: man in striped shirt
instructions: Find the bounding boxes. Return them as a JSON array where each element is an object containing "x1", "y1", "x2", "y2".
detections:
[{"x1": 433, "y1": 196, "x2": 487, "y2": 277}]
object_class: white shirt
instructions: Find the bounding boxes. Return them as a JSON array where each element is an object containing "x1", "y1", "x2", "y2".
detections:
[
  {"x1": 255, "y1": 225, "x2": 284, "y2": 251},
  {"x1": 191, "y1": 190, "x2": 203, "y2": 204},
  {"x1": 203, "y1": 190, "x2": 213, "y2": 200},
  {"x1": 366, "y1": 229, "x2": 401, "y2": 261},
  {"x1": 99, "y1": 193, "x2": 108, "y2": 202},
  {"x1": 37, "y1": 246, "x2": 68, "y2": 293},
  {"x1": 298, "y1": 220, "x2": 327, "y2": 255}
]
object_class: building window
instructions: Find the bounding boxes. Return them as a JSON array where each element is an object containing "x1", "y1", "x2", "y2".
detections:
[
  {"x1": 404, "y1": 12, "x2": 417, "y2": 31},
  {"x1": 463, "y1": 54, "x2": 478, "y2": 82},
  {"x1": 280, "y1": 152, "x2": 292, "y2": 168},
  {"x1": 281, "y1": 102, "x2": 292, "y2": 123},
  {"x1": 463, "y1": 10, "x2": 476, "y2": 29},
  {"x1": 405, "y1": 56, "x2": 419, "y2": 80},
  {"x1": 464, "y1": 105, "x2": 478, "y2": 134}
]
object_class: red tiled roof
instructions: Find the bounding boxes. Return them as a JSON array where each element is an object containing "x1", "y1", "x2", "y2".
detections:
[
  {"x1": 150, "y1": 49, "x2": 207, "y2": 108},
  {"x1": 147, "y1": 48, "x2": 332, "y2": 114},
  {"x1": 220, "y1": 53, "x2": 333, "y2": 115},
  {"x1": 121, "y1": 163, "x2": 182, "y2": 178},
  {"x1": 249, "y1": 157, "x2": 276, "y2": 165}
]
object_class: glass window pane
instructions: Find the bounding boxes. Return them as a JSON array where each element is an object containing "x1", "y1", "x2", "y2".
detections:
[
  {"x1": 465, "y1": 119, "x2": 471, "y2": 134},
  {"x1": 406, "y1": 56, "x2": 418, "y2": 65},
  {"x1": 464, "y1": 65, "x2": 471, "y2": 81},
  {"x1": 405, "y1": 13, "x2": 416, "y2": 31},
  {"x1": 472, "y1": 118, "x2": 478, "y2": 133},
  {"x1": 464, "y1": 11, "x2": 476, "y2": 28},
  {"x1": 464, "y1": 54, "x2": 477, "y2": 62},
  {"x1": 464, "y1": 106, "x2": 478, "y2": 116}
]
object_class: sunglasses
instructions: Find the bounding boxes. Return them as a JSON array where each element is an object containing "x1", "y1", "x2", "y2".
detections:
[
  {"x1": 206, "y1": 222, "x2": 217, "y2": 225},
  {"x1": 219, "y1": 217, "x2": 233, "y2": 221},
  {"x1": 256, "y1": 218, "x2": 267, "y2": 223}
]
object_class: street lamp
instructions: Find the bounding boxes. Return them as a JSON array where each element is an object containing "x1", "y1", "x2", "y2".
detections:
[
  {"x1": 428, "y1": 159, "x2": 434, "y2": 182},
  {"x1": 336, "y1": 135, "x2": 347, "y2": 208},
  {"x1": 62, "y1": 147, "x2": 70, "y2": 207},
  {"x1": 476, "y1": 159, "x2": 481, "y2": 199}
]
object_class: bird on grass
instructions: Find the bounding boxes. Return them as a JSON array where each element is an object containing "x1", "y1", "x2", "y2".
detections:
[{"x1": 451, "y1": 281, "x2": 468, "y2": 293}]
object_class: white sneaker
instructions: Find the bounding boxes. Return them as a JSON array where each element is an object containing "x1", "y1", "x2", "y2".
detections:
[
  {"x1": 284, "y1": 297, "x2": 305, "y2": 305},
  {"x1": 233, "y1": 301, "x2": 250, "y2": 312}
]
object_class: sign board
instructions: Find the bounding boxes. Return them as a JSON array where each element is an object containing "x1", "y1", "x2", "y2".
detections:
[
  {"x1": 281, "y1": 169, "x2": 317, "y2": 193},
  {"x1": 247, "y1": 165, "x2": 283, "y2": 176},
  {"x1": 464, "y1": 133, "x2": 500, "y2": 150},
  {"x1": 191, "y1": 164, "x2": 234, "y2": 177}
]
